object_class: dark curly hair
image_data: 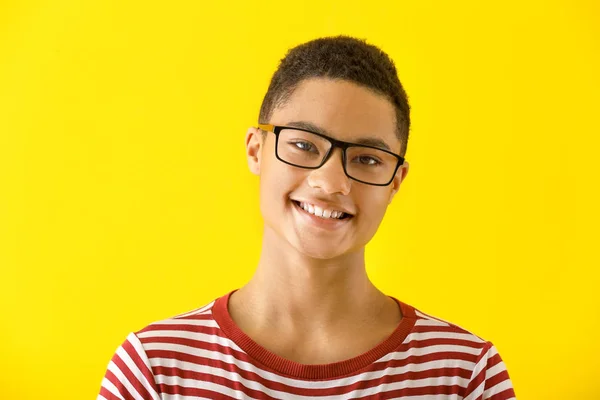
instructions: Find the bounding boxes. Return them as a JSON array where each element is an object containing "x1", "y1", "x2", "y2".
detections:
[{"x1": 258, "y1": 35, "x2": 411, "y2": 157}]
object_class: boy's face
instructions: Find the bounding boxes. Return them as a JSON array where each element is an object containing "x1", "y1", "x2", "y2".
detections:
[{"x1": 246, "y1": 78, "x2": 409, "y2": 260}]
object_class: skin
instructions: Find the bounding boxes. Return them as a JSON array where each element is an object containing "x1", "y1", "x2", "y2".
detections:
[{"x1": 229, "y1": 77, "x2": 410, "y2": 364}]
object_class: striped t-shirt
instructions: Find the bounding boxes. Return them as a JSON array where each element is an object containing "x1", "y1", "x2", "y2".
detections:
[{"x1": 98, "y1": 289, "x2": 516, "y2": 399}]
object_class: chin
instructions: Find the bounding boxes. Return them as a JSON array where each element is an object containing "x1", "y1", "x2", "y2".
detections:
[
  {"x1": 288, "y1": 235, "x2": 351, "y2": 260},
  {"x1": 297, "y1": 246, "x2": 345, "y2": 260}
]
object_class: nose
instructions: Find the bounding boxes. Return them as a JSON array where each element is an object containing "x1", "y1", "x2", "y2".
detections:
[{"x1": 306, "y1": 148, "x2": 351, "y2": 195}]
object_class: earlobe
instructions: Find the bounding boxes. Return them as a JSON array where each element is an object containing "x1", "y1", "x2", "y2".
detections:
[{"x1": 245, "y1": 127, "x2": 263, "y2": 176}]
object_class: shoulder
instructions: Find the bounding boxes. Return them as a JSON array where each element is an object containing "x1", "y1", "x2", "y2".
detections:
[
  {"x1": 402, "y1": 303, "x2": 516, "y2": 398},
  {"x1": 98, "y1": 300, "x2": 222, "y2": 399},
  {"x1": 403, "y1": 302, "x2": 493, "y2": 358},
  {"x1": 134, "y1": 298, "x2": 220, "y2": 345},
  {"x1": 410, "y1": 303, "x2": 488, "y2": 342}
]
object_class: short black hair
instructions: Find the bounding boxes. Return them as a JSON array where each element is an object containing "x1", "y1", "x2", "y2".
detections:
[{"x1": 258, "y1": 35, "x2": 411, "y2": 157}]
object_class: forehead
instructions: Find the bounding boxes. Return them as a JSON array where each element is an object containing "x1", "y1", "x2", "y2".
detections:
[{"x1": 271, "y1": 78, "x2": 400, "y2": 153}]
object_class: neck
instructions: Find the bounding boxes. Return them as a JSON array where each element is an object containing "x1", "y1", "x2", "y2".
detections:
[{"x1": 231, "y1": 225, "x2": 389, "y2": 333}]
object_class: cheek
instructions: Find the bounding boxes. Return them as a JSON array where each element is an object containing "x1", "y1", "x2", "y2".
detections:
[
  {"x1": 259, "y1": 160, "x2": 304, "y2": 209},
  {"x1": 358, "y1": 191, "x2": 390, "y2": 226}
]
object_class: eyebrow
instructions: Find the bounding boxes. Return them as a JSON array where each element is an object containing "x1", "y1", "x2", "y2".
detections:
[{"x1": 285, "y1": 120, "x2": 393, "y2": 151}]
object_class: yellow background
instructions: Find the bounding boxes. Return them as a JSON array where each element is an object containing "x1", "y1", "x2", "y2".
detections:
[{"x1": 1, "y1": 0, "x2": 598, "y2": 399}]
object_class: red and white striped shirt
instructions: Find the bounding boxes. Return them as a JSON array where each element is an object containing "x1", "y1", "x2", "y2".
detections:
[{"x1": 98, "y1": 289, "x2": 516, "y2": 399}]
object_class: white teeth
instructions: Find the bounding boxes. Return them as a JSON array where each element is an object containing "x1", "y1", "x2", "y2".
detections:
[{"x1": 296, "y1": 201, "x2": 346, "y2": 220}]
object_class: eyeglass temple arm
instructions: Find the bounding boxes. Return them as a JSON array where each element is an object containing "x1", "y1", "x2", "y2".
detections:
[{"x1": 257, "y1": 123, "x2": 275, "y2": 132}]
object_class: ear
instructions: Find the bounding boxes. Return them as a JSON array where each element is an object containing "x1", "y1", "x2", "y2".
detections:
[
  {"x1": 245, "y1": 126, "x2": 264, "y2": 176},
  {"x1": 388, "y1": 160, "x2": 409, "y2": 204}
]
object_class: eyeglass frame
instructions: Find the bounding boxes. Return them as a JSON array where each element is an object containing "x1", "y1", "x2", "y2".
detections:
[{"x1": 257, "y1": 123, "x2": 406, "y2": 187}]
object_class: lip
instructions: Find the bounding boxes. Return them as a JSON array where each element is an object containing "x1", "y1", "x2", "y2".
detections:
[{"x1": 291, "y1": 200, "x2": 353, "y2": 230}]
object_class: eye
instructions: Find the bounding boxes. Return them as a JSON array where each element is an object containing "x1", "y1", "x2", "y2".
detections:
[
  {"x1": 355, "y1": 155, "x2": 382, "y2": 166},
  {"x1": 289, "y1": 140, "x2": 318, "y2": 153}
]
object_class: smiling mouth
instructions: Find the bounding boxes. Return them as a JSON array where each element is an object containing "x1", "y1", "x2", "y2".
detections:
[{"x1": 291, "y1": 200, "x2": 353, "y2": 220}]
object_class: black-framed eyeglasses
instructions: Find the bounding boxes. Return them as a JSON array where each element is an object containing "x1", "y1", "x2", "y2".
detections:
[{"x1": 258, "y1": 124, "x2": 405, "y2": 186}]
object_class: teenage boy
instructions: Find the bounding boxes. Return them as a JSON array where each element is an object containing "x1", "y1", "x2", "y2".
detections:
[{"x1": 98, "y1": 36, "x2": 516, "y2": 399}]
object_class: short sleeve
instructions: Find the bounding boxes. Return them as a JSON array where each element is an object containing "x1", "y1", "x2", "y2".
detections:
[
  {"x1": 463, "y1": 341, "x2": 517, "y2": 400},
  {"x1": 97, "y1": 333, "x2": 161, "y2": 400}
]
